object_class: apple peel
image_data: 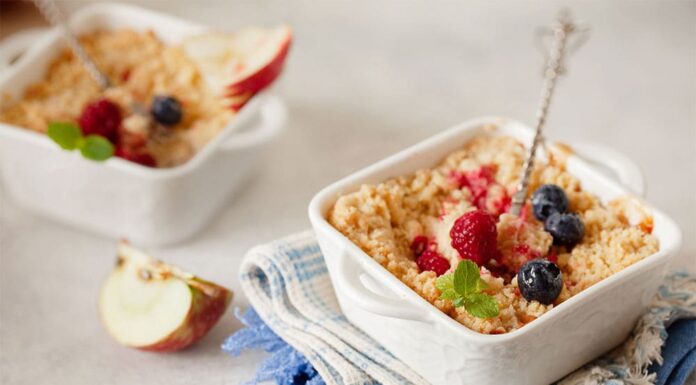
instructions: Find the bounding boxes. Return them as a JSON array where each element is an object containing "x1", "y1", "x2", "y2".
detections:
[
  {"x1": 182, "y1": 25, "x2": 292, "y2": 111},
  {"x1": 99, "y1": 242, "x2": 233, "y2": 352}
]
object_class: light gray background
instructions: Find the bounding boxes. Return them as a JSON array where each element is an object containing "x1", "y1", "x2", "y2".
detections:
[{"x1": 1, "y1": 1, "x2": 694, "y2": 384}]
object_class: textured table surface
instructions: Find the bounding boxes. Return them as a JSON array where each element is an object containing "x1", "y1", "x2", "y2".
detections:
[{"x1": 1, "y1": 1, "x2": 694, "y2": 384}]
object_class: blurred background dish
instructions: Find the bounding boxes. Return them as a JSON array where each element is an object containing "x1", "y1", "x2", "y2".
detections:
[{"x1": 0, "y1": 3, "x2": 289, "y2": 245}]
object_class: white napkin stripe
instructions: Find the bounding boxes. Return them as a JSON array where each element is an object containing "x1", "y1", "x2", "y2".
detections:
[{"x1": 239, "y1": 231, "x2": 429, "y2": 385}]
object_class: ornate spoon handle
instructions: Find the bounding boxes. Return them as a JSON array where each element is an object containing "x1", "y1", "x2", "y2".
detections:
[
  {"x1": 510, "y1": 11, "x2": 581, "y2": 216},
  {"x1": 32, "y1": 0, "x2": 111, "y2": 89}
]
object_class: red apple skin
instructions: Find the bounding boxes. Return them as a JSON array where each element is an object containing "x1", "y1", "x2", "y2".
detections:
[
  {"x1": 226, "y1": 31, "x2": 292, "y2": 111},
  {"x1": 138, "y1": 279, "x2": 233, "y2": 353}
]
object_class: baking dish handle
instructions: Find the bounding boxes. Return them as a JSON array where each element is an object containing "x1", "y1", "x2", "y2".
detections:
[
  {"x1": 0, "y1": 28, "x2": 47, "y2": 71},
  {"x1": 334, "y1": 249, "x2": 430, "y2": 322},
  {"x1": 219, "y1": 96, "x2": 287, "y2": 150},
  {"x1": 571, "y1": 142, "x2": 645, "y2": 196}
]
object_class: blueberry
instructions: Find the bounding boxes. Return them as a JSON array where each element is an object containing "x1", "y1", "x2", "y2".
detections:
[
  {"x1": 518, "y1": 259, "x2": 563, "y2": 305},
  {"x1": 151, "y1": 95, "x2": 182, "y2": 126},
  {"x1": 545, "y1": 212, "x2": 585, "y2": 247},
  {"x1": 531, "y1": 184, "x2": 569, "y2": 221}
]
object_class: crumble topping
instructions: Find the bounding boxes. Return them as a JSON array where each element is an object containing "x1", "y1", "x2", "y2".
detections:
[{"x1": 329, "y1": 133, "x2": 658, "y2": 334}]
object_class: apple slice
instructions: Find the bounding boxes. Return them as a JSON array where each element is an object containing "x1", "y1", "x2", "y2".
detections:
[
  {"x1": 182, "y1": 25, "x2": 292, "y2": 110},
  {"x1": 99, "y1": 242, "x2": 233, "y2": 352}
]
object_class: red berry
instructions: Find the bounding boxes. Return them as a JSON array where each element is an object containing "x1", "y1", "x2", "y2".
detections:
[
  {"x1": 115, "y1": 146, "x2": 156, "y2": 167},
  {"x1": 410, "y1": 235, "x2": 429, "y2": 256},
  {"x1": 416, "y1": 249, "x2": 450, "y2": 276},
  {"x1": 450, "y1": 209, "x2": 499, "y2": 266},
  {"x1": 79, "y1": 99, "x2": 122, "y2": 143}
]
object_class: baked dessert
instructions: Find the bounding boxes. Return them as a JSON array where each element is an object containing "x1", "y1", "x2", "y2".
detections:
[
  {"x1": 0, "y1": 26, "x2": 290, "y2": 167},
  {"x1": 329, "y1": 129, "x2": 658, "y2": 334}
]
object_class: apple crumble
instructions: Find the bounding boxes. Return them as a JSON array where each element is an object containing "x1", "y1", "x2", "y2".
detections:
[
  {"x1": 0, "y1": 29, "x2": 234, "y2": 167},
  {"x1": 328, "y1": 131, "x2": 658, "y2": 334}
]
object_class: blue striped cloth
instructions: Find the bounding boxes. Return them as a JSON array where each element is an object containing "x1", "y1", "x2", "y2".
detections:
[
  {"x1": 228, "y1": 230, "x2": 428, "y2": 385},
  {"x1": 649, "y1": 319, "x2": 696, "y2": 385},
  {"x1": 224, "y1": 231, "x2": 696, "y2": 385}
]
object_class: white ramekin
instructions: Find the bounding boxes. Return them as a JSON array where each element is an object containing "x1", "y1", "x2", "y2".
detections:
[
  {"x1": 309, "y1": 117, "x2": 681, "y2": 385},
  {"x1": 0, "y1": 3, "x2": 287, "y2": 245}
]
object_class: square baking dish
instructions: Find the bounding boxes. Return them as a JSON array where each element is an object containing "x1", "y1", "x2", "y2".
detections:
[
  {"x1": 309, "y1": 117, "x2": 681, "y2": 385},
  {"x1": 0, "y1": 3, "x2": 287, "y2": 245}
]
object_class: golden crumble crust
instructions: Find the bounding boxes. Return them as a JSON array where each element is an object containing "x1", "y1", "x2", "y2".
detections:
[{"x1": 329, "y1": 134, "x2": 658, "y2": 334}]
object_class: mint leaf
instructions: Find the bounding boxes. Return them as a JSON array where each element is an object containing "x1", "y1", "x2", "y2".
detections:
[
  {"x1": 453, "y1": 259, "x2": 480, "y2": 296},
  {"x1": 47, "y1": 121, "x2": 115, "y2": 162},
  {"x1": 79, "y1": 135, "x2": 114, "y2": 161},
  {"x1": 475, "y1": 278, "x2": 489, "y2": 292},
  {"x1": 435, "y1": 274, "x2": 458, "y2": 300},
  {"x1": 47, "y1": 122, "x2": 82, "y2": 150},
  {"x1": 437, "y1": 260, "x2": 499, "y2": 319},
  {"x1": 464, "y1": 293, "x2": 499, "y2": 318}
]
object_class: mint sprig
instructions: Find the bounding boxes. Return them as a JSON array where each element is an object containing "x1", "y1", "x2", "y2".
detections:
[
  {"x1": 80, "y1": 136, "x2": 114, "y2": 160},
  {"x1": 436, "y1": 260, "x2": 499, "y2": 318},
  {"x1": 47, "y1": 122, "x2": 114, "y2": 161},
  {"x1": 47, "y1": 122, "x2": 81, "y2": 150}
]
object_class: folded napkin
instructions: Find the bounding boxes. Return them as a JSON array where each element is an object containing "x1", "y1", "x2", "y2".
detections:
[
  {"x1": 223, "y1": 231, "x2": 696, "y2": 385},
  {"x1": 224, "y1": 230, "x2": 428, "y2": 385},
  {"x1": 559, "y1": 271, "x2": 696, "y2": 385},
  {"x1": 649, "y1": 319, "x2": 696, "y2": 385}
]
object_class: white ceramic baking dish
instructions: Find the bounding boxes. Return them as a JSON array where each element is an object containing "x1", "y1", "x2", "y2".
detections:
[
  {"x1": 309, "y1": 117, "x2": 681, "y2": 385},
  {"x1": 0, "y1": 3, "x2": 287, "y2": 245}
]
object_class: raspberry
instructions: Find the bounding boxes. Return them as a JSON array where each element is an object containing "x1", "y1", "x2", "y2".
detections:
[
  {"x1": 115, "y1": 146, "x2": 156, "y2": 167},
  {"x1": 79, "y1": 99, "x2": 122, "y2": 143},
  {"x1": 411, "y1": 236, "x2": 449, "y2": 275},
  {"x1": 416, "y1": 249, "x2": 450, "y2": 276},
  {"x1": 410, "y1": 235, "x2": 429, "y2": 256},
  {"x1": 450, "y1": 209, "x2": 499, "y2": 266}
]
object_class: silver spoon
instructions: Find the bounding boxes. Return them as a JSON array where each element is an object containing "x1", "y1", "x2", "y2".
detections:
[
  {"x1": 32, "y1": 0, "x2": 154, "y2": 124},
  {"x1": 509, "y1": 10, "x2": 588, "y2": 216},
  {"x1": 32, "y1": 0, "x2": 111, "y2": 90}
]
